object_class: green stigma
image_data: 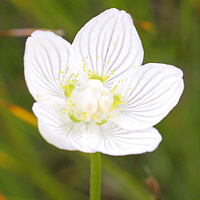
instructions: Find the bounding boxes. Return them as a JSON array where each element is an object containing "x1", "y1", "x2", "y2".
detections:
[
  {"x1": 89, "y1": 71, "x2": 109, "y2": 83},
  {"x1": 64, "y1": 81, "x2": 75, "y2": 98},
  {"x1": 111, "y1": 94, "x2": 123, "y2": 109},
  {"x1": 69, "y1": 111, "x2": 81, "y2": 123},
  {"x1": 96, "y1": 118, "x2": 108, "y2": 125}
]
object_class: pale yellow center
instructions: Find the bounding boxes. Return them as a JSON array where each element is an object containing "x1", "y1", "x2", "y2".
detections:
[
  {"x1": 69, "y1": 79, "x2": 111, "y2": 123},
  {"x1": 60, "y1": 72, "x2": 124, "y2": 125}
]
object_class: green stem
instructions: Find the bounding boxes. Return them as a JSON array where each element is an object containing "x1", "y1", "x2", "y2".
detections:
[{"x1": 90, "y1": 152, "x2": 101, "y2": 200}]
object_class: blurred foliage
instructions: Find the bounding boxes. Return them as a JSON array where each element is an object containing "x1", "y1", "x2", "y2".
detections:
[{"x1": 0, "y1": 0, "x2": 200, "y2": 199}]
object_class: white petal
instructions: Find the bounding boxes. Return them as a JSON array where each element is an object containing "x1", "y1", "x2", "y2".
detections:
[
  {"x1": 69, "y1": 8, "x2": 143, "y2": 85},
  {"x1": 82, "y1": 122, "x2": 162, "y2": 156},
  {"x1": 33, "y1": 101, "x2": 90, "y2": 152},
  {"x1": 110, "y1": 63, "x2": 184, "y2": 130},
  {"x1": 24, "y1": 31, "x2": 71, "y2": 101}
]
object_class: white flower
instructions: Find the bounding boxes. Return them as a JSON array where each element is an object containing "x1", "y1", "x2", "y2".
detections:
[{"x1": 24, "y1": 8, "x2": 184, "y2": 156}]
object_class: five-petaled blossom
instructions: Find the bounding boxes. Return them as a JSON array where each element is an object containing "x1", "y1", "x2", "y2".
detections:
[{"x1": 24, "y1": 8, "x2": 184, "y2": 156}]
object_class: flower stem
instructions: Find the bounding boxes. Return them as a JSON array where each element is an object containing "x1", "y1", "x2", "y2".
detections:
[{"x1": 90, "y1": 152, "x2": 101, "y2": 200}]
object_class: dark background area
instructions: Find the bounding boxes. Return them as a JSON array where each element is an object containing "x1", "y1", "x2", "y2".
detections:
[{"x1": 0, "y1": 0, "x2": 200, "y2": 199}]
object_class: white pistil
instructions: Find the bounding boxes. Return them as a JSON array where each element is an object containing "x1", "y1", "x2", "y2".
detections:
[
  {"x1": 98, "y1": 96, "x2": 111, "y2": 113},
  {"x1": 82, "y1": 97, "x2": 98, "y2": 114}
]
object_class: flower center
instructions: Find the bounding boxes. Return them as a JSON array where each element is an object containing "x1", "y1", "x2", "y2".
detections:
[
  {"x1": 70, "y1": 79, "x2": 112, "y2": 123},
  {"x1": 61, "y1": 76, "x2": 124, "y2": 125}
]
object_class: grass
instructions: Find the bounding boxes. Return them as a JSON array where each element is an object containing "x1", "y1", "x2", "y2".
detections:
[{"x1": 0, "y1": 0, "x2": 200, "y2": 199}]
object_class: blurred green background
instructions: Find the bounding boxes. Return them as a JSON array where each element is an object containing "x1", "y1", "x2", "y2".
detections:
[{"x1": 0, "y1": 0, "x2": 199, "y2": 199}]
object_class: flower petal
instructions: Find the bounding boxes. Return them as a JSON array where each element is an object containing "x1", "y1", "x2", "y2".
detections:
[
  {"x1": 32, "y1": 101, "x2": 90, "y2": 152},
  {"x1": 69, "y1": 8, "x2": 143, "y2": 85},
  {"x1": 24, "y1": 31, "x2": 71, "y2": 101},
  {"x1": 110, "y1": 63, "x2": 184, "y2": 130},
  {"x1": 82, "y1": 122, "x2": 162, "y2": 156}
]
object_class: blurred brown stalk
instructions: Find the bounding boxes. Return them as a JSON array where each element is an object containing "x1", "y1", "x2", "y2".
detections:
[{"x1": 0, "y1": 28, "x2": 64, "y2": 38}]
